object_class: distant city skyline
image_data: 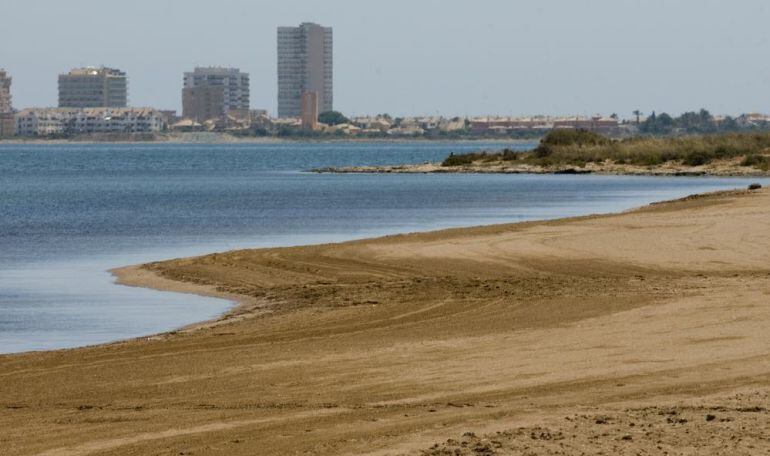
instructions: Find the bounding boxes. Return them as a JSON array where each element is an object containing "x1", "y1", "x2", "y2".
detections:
[{"x1": 2, "y1": 0, "x2": 770, "y2": 116}]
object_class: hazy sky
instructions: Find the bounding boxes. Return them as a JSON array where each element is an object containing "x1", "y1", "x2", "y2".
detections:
[{"x1": 3, "y1": 0, "x2": 769, "y2": 117}]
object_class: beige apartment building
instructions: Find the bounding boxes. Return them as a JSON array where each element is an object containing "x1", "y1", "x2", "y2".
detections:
[
  {"x1": 182, "y1": 86, "x2": 226, "y2": 123},
  {"x1": 181, "y1": 67, "x2": 249, "y2": 122},
  {"x1": 0, "y1": 112, "x2": 14, "y2": 138},
  {"x1": 58, "y1": 67, "x2": 128, "y2": 108},
  {"x1": 277, "y1": 22, "x2": 333, "y2": 117}
]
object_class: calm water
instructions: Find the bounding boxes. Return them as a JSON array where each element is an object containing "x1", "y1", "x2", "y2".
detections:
[{"x1": 1, "y1": 142, "x2": 766, "y2": 354}]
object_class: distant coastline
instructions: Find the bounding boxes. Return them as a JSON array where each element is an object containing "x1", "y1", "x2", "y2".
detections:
[{"x1": 0, "y1": 132, "x2": 538, "y2": 145}]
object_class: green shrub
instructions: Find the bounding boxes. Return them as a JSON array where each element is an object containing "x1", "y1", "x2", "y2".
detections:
[
  {"x1": 683, "y1": 151, "x2": 713, "y2": 166},
  {"x1": 540, "y1": 129, "x2": 611, "y2": 147},
  {"x1": 442, "y1": 152, "x2": 485, "y2": 167},
  {"x1": 637, "y1": 154, "x2": 664, "y2": 166},
  {"x1": 713, "y1": 145, "x2": 736, "y2": 159},
  {"x1": 533, "y1": 144, "x2": 553, "y2": 158},
  {"x1": 500, "y1": 148, "x2": 518, "y2": 161},
  {"x1": 318, "y1": 111, "x2": 350, "y2": 126},
  {"x1": 741, "y1": 154, "x2": 769, "y2": 170}
]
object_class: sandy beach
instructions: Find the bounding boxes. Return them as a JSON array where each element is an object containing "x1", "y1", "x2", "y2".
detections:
[{"x1": 1, "y1": 187, "x2": 769, "y2": 455}]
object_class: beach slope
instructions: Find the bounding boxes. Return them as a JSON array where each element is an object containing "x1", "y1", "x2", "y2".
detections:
[{"x1": 1, "y1": 188, "x2": 769, "y2": 455}]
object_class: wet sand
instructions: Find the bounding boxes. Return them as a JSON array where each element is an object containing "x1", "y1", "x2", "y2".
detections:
[{"x1": 1, "y1": 188, "x2": 769, "y2": 455}]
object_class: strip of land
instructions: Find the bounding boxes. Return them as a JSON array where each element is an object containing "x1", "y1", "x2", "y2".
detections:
[
  {"x1": 316, "y1": 131, "x2": 770, "y2": 176},
  {"x1": 314, "y1": 160, "x2": 769, "y2": 176},
  {"x1": 1, "y1": 188, "x2": 769, "y2": 455}
]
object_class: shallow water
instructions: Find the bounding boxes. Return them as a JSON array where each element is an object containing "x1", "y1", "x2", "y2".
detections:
[{"x1": 0, "y1": 142, "x2": 766, "y2": 354}]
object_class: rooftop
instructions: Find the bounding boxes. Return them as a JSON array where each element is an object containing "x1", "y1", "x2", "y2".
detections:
[
  {"x1": 62, "y1": 67, "x2": 126, "y2": 77},
  {"x1": 189, "y1": 67, "x2": 245, "y2": 75}
]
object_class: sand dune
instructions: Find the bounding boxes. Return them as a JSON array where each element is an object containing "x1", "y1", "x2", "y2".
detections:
[{"x1": 1, "y1": 188, "x2": 768, "y2": 455}]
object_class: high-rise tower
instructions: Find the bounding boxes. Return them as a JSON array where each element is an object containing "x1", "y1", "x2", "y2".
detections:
[{"x1": 277, "y1": 22, "x2": 333, "y2": 118}]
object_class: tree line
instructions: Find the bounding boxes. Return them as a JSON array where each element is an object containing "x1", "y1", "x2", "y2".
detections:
[{"x1": 637, "y1": 109, "x2": 766, "y2": 135}]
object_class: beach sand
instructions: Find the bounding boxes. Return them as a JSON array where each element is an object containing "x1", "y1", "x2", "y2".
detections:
[{"x1": 1, "y1": 188, "x2": 769, "y2": 455}]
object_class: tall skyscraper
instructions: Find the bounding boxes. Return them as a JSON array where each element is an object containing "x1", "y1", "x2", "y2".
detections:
[
  {"x1": 182, "y1": 67, "x2": 249, "y2": 121},
  {"x1": 58, "y1": 67, "x2": 127, "y2": 108},
  {"x1": 0, "y1": 69, "x2": 13, "y2": 113},
  {"x1": 277, "y1": 22, "x2": 333, "y2": 118}
]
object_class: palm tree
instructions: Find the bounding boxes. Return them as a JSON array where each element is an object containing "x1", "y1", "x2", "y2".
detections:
[{"x1": 632, "y1": 110, "x2": 642, "y2": 125}]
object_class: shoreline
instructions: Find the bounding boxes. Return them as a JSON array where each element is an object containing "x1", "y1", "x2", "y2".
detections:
[
  {"x1": 106, "y1": 186, "x2": 755, "y2": 348},
  {"x1": 16, "y1": 183, "x2": 765, "y2": 355},
  {"x1": 0, "y1": 136, "x2": 537, "y2": 146},
  {"x1": 110, "y1": 266, "x2": 249, "y2": 334},
  {"x1": 314, "y1": 161, "x2": 770, "y2": 177},
  {"x1": 3, "y1": 186, "x2": 769, "y2": 455}
]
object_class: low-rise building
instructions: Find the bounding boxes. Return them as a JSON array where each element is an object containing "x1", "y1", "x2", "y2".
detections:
[
  {"x1": 351, "y1": 116, "x2": 392, "y2": 132},
  {"x1": 737, "y1": 113, "x2": 770, "y2": 128},
  {"x1": 15, "y1": 108, "x2": 165, "y2": 137},
  {"x1": 15, "y1": 109, "x2": 67, "y2": 136},
  {"x1": 182, "y1": 86, "x2": 225, "y2": 122},
  {"x1": 438, "y1": 118, "x2": 466, "y2": 132},
  {"x1": 387, "y1": 125, "x2": 425, "y2": 136},
  {"x1": 552, "y1": 116, "x2": 618, "y2": 131},
  {"x1": 169, "y1": 118, "x2": 204, "y2": 132},
  {"x1": 158, "y1": 110, "x2": 179, "y2": 126},
  {"x1": 325, "y1": 123, "x2": 361, "y2": 135},
  {"x1": 0, "y1": 112, "x2": 15, "y2": 138},
  {"x1": 470, "y1": 115, "x2": 619, "y2": 134}
]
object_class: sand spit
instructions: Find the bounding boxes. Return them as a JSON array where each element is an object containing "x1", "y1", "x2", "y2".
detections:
[
  {"x1": 314, "y1": 159, "x2": 770, "y2": 177},
  {"x1": 1, "y1": 188, "x2": 769, "y2": 455}
]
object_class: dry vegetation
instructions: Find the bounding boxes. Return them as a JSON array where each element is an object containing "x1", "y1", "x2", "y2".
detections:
[{"x1": 442, "y1": 130, "x2": 770, "y2": 171}]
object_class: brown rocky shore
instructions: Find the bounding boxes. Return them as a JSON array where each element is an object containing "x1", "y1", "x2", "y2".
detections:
[
  {"x1": 313, "y1": 159, "x2": 770, "y2": 176},
  {"x1": 1, "y1": 188, "x2": 769, "y2": 455}
]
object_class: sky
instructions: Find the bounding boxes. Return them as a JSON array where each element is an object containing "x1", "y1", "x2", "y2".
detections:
[{"x1": 2, "y1": 0, "x2": 770, "y2": 117}]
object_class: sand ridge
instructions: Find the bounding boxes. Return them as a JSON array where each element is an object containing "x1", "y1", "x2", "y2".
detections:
[{"x1": 1, "y1": 188, "x2": 769, "y2": 455}]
